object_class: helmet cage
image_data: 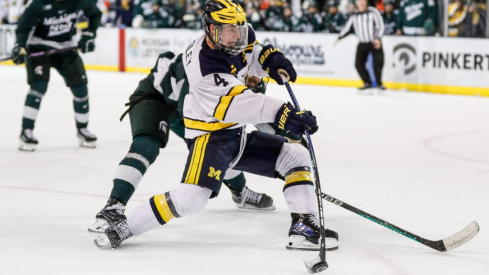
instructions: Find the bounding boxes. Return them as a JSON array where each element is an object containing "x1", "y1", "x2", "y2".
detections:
[{"x1": 202, "y1": 0, "x2": 248, "y2": 56}]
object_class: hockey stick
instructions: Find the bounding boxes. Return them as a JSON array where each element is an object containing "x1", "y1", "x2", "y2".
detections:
[
  {"x1": 321, "y1": 192, "x2": 480, "y2": 252},
  {"x1": 281, "y1": 77, "x2": 328, "y2": 274},
  {"x1": 0, "y1": 46, "x2": 79, "y2": 62}
]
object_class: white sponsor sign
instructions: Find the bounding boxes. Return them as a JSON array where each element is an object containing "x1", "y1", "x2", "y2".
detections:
[
  {"x1": 2, "y1": 26, "x2": 488, "y2": 90},
  {"x1": 124, "y1": 28, "x2": 200, "y2": 68},
  {"x1": 383, "y1": 36, "x2": 489, "y2": 88}
]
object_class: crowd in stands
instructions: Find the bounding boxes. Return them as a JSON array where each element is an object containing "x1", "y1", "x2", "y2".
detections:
[{"x1": 0, "y1": 0, "x2": 487, "y2": 37}]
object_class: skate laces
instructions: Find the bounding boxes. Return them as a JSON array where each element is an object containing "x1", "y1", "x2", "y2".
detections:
[
  {"x1": 241, "y1": 187, "x2": 263, "y2": 204},
  {"x1": 114, "y1": 221, "x2": 133, "y2": 241},
  {"x1": 105, "y1": 199, "x2": 125, "y2": 215},
  {"x1": 304, "y1": 214, "x2": 320, "y2": 230},
  {"x1": 106, "y1": 203, "x2": 125, "y2": 215}
]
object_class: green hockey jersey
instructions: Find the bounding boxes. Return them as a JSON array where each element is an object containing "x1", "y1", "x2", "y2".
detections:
[
  {"x1": 396, "y1": 0, "x2": 438, "y2": 35},
  {"x1": 15, "y1": 0, "x2": 101, "y2": 50}
]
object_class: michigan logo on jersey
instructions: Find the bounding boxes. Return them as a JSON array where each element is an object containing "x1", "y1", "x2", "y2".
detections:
[{"x1": 208, "y1": 166, "x2": 222, "y2": 180}]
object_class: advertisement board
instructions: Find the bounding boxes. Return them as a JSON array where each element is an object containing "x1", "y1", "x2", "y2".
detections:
[{"x1": 1, "y1": 25, "x2": 488, "y2": 95}]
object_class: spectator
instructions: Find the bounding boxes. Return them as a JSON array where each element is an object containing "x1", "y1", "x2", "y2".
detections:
[
  {"x1": 396, "y1": 0, "x2": 438, "y2": 36},
  {"x1": 297, "y1": 5, "x2": 323, "y2": 32},
  {"x1": 346, "y1": 0, "x2": 357, "y2": 17},
  {"x1": 1, "y1": 0, "x2": 26, "y2": 24},
  {"x1": 264, "y1": 0, "x2": 285, "y2": 30},
  {"x1": 458, "y1": 0, "x2": 486, "y2": 37},
  {"x1": 1, "y1": 0, "x2": 7, "y2": 24},
  {"x1": 182, "y1": 3, "x2": 203, "y2": 29},
  {"x1": 382, "y1": 0, "x2": 398, "y2": 35},
  {"x1": 272, "y1": 7, "x2": 299, "y2": 31},
  {"x1": 114, "y1": 0, "x2": 134, "y2": 27},
  {"x1": 323, "y1": 0, "x2": 347, "y2": 33},
  {"x1": 246, "y1": 6, "x2": 266, "y2": 30},
  {"x1": 142, "y1": 0, "x2": 171, "y2": 28},
  {"x1": 448, "y1": 0, "x2": 467, "y2": 37}
]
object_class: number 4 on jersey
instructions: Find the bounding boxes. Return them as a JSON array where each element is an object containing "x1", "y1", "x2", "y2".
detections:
[{"x1": 214, "y1": 74, "x2": 229, "y2": 87}]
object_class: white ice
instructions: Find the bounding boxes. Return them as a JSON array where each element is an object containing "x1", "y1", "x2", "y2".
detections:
[{"x1": 0, "y1": 65, "x2": 488, "y2": 275}]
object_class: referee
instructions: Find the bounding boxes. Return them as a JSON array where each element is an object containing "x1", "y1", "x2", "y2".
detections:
[{"x1": 334, "y1": 0, "x2": 385, "y2": 90}]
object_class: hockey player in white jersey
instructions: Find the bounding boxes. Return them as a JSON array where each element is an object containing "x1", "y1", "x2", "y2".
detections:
[{"x1": 95, "y1": 0, "x2": 339, "y2": 251}]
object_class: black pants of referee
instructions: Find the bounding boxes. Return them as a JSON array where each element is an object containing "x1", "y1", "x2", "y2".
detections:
[{"x1": 355, "y1": 42, "x2": 384, "y2": 86}]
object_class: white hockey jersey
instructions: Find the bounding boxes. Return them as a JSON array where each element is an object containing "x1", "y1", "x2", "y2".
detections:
[{"x1": 182, "y1": 26, "x2": 284, "y2": 139}]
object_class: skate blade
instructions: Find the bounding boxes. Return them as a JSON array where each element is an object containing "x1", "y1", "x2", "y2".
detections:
[
  {"x1": 286, "y1": 235, "x2": 339, "y2": 251},
  {"x1": 88, "y1": 225, "x2": 108, "y2": 233},
  {"x1": 94, "y1": 235, "x2": 112, "y2": 249},
  {"x1": 79, "y1": 140, "x2": 96, "y2": 148},
  {"x1": 286, "y1": 245, "x2": 339, "y2": 251},
  {"x1": 235, "y1": 203, "x2": 276, "y2": 211},
  {"x1": 18, "y1": 140, "x2": 37, "y2": 151},
  {"x1": 88, "y1": 219, "x2": 109, "y2": 233}
]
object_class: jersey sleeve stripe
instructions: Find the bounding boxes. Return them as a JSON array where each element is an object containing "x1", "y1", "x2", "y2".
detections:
[
  {"x1": 184, "y1": 117, "x2": 237, "y2": 132},
  {"x1": 212, "y1": 85, "x2": 248, "y2": 120}
]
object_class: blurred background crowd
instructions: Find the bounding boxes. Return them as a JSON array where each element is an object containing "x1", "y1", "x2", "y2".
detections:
[{"x1": 1, "y1": 0, "x2": 487, "y2": 37}]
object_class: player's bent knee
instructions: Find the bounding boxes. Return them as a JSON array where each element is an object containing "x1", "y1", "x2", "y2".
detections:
[
  {"x1": 169, "y1": 184, "x2": 212, "y2": 216},
  {"x1": 275, "y1": 142, "x2": 311, "y2": 177}
]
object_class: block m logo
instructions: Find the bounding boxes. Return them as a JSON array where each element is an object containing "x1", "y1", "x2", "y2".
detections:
[{"x1": 208, "y1": 167, "x2": 222, "y2": 180}]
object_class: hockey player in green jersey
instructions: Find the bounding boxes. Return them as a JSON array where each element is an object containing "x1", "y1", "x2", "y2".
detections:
[
  {"x1": 88, "y1": 51, "x2": 277, "y2": 233},
  {"x1": 95, "y1": 0, "x2": 339, "y2": 252},
  {"x1": 395, "y1": 0, "x2": 438, "y2": 36},
  {"x1": 12, "y1": 0, "x2": 101, "y2": 151}
]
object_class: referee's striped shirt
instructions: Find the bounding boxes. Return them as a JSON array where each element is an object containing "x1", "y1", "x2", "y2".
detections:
[{"x1": 338, "y1": 7, "x2": 384, "y2": 43}]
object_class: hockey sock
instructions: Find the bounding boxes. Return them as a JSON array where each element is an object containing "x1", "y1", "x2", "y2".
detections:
[
  {"x1": 223, "y1": 169, "x2": 246, "y2": 192},
  {"x1": 22, "y1": 81, "x2": 48, "y2": 130},
  {"x1": 283, "y1": 170, "x2": 317, "y2": 216},
  {"x1": 111, "y1": 134, "x2": 161, "y2": 205},
  {"x1": 127, "y1": 184, "x2": 212, "y2": 236},
  {"x1": 70, "y1": 84, "x2": 89, "y2": 129}
]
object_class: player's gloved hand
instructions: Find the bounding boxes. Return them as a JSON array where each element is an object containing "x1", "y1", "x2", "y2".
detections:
[
  {"x1": 274, "y1": 103, "x2": 318, "y2": 136},
  {"x1": 78, "y1": 31, "x2": 96, "y2": 53},
  {"x1": 259, "y1": 45, "x2": 297, "y2": 85},
  {"x1": 12, "y1": 44, "x2": 27, "y2": 65}
]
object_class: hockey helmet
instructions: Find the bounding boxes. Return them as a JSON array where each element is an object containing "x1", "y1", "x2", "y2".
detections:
[{"x1": 202, "y1": 0, "x2": 248, "y2": 56}]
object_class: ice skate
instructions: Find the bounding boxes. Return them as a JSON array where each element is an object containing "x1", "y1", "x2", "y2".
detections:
[
  {"x1": 77, "y1": 128, "x2": 97, "y2": 148},
  {"x1": 231, "y1": 186, "x2": 276, "y2": 210},
  {"x1": 94, "y1": 220, "x2": 133, "y2": 249},
  {"x1": 18, "y1": 129, "x2": 38, "y2": 151},
  {"x1": 88, "y1": 198, "x2": 126, "y2": 233},
  {"x1": 286, "y1": 213, "x2": 339, "y2": 251}
]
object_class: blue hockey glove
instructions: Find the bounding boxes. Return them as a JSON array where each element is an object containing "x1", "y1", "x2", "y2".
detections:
[
  {"x1": 78, "y1": 31, "x2": 96, "y2": 53},
  {"x1": 12, "y1": 44, "x2": 27, "y2": 65},
  {"x1": 259, "y1": 45, "x2": 297, "y2": 85},
  {"x1": 274, "y1": 103, "x2": 318, "y2": 136}
]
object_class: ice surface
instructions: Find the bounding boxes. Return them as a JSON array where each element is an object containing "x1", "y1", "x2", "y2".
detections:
[{"x1": 0, "y1": 65, "x2": 488, "y2": 275}]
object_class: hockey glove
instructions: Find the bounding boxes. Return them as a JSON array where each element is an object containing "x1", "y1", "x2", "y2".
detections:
[
  {"x1": 274, "y1": 103, "x2": 318, "y2": 136},
  {"x1": 78, "y1": 31, "x2": 96, "y2": 53},
  {"x1": 12, "y1": 44, "x2": 27, "y2": 65},
  {"x1": 259, "y1": 45, "x2": 297, "y2": 85}
]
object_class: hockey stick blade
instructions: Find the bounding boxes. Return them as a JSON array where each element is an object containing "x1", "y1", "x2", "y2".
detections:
[
  {"x1": 321, "y1": 193, "x2": 480, "y2": 252},
  {"x1": 304, "y1": 255, "x2": 328, "y2": 274},
  {"x1": 441, "y1": 221, "x2": 479, "y2": 251}
]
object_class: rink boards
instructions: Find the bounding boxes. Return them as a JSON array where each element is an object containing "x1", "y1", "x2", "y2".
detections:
[{"x1": 1, "y1": 25, "x2": 488, "y2": 96}]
